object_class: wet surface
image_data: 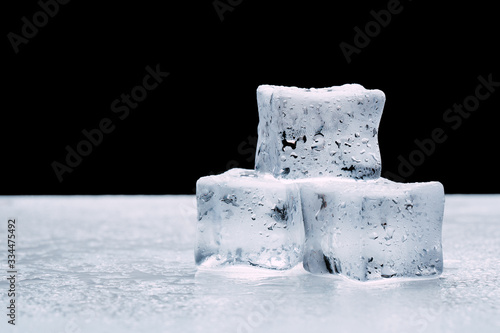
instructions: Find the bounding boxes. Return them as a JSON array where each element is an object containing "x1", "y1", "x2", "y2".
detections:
[{"x1": 0, "y1": 195, "x2": 499, "y2": 332}]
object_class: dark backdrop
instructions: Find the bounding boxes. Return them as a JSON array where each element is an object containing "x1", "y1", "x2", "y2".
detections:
[{"x1": 3, "y1": 0, "x2": 499, "y2": 194}]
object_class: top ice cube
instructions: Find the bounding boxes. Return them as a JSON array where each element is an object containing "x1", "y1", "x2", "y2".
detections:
[{"x1": 255, "y1": 84, "x2": 385, "y2": 179}]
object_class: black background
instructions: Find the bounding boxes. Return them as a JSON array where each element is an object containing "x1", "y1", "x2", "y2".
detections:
[{"x1": 3, "y1": 0, "x2": 499, "y2": 195}]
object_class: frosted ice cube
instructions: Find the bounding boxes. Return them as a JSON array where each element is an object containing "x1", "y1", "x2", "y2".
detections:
[
  {"x1": 299, "y1": 177, "x2": 445, "y2": 281},
  {"x1": 255, "y1": 84, "x2": 385, "y2": 179},
  {"x1": 195, "y1": 168, "x2": 304, "y2": 270}
]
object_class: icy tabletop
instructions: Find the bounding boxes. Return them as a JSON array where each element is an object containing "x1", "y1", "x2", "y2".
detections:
[{"x1": 0, "y1": 195, "x2": 499, "y2": 333}]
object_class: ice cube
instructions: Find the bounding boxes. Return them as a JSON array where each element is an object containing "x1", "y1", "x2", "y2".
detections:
[
  {"x1": 255, "y1": 84, "x2": 385, "y2": 180},
  {"x1": 299, "y1": 177, "x2": 445, "y2": 281},
  {"x1": 195, "y1": 168, "x2": 304, "y2": 270},
  {"x1": 195, "y1": 83, "x2": 445, "y2": 282}
]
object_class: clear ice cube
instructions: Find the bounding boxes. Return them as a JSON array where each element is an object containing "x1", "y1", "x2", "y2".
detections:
[
  {"x1": 195, "y1": 168, "x2": 304, "y2": 270},
  {"x1": 255, "y1": 84, "x2": 385, "y2": 179},
  {"x1": 299, "y1": 177, "x2": 445, "y2": 281}
]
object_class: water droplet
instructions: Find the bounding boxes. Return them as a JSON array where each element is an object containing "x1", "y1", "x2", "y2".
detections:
[
  {"x1": 369, "y1": 153, "x2": 379, "y2": 163},
  {"x1": 381, "y1": 266, "x2": 396, "y2": 278},
  {"x1": 384, "y1": 227, "x2": 395, "y2": 240},
  {"x1": 311, "y1": 134, "x2": 325, "y2": 151}
]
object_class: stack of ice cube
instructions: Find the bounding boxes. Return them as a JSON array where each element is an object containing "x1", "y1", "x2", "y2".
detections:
[{"x1": 195, "y1": 84, "x2": 445, "y2": 281}]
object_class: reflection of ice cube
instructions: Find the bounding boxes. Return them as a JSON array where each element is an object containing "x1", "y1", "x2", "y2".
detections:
[
  {"x1": 195, "y1": 169, "x2": 304, "y2": 270},
  {"x1": 255, "y1": 84, "x2": 385, "y2": 180},
  {"x1": 299, "y1": 177, "x2": 445, "y2": 281}
]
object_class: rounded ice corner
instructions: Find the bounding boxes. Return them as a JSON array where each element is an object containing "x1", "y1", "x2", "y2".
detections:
[
  {"x1": 369, "y1": 87, "x2": 385, "y2": 98},
  {"x1": 256, "y1": 84, "x2": 274, "y2": 91},
  {"x1": 256, "y1": 84, "x2": 274, "y2": 98},
  {"x1": 433, "y1": 181, "x2": 445, "y2": 193},
  {"x1": 195, "y1": 174, "x2": 215, "y2": 190}
]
